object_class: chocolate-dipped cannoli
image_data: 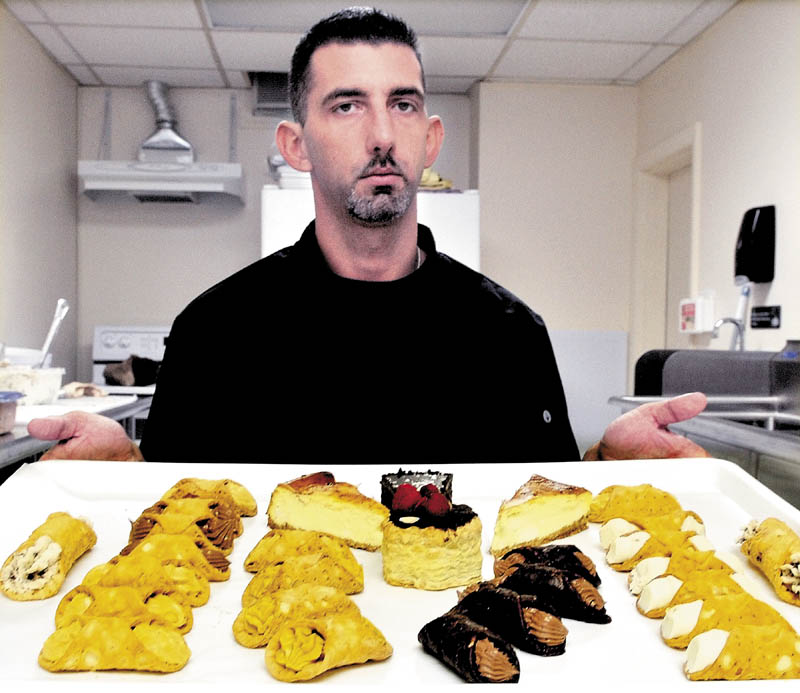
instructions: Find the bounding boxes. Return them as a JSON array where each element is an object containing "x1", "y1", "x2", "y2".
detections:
[
  {"x1": 453, "y1": 584, "x2": 567, "y2": 656},
  {"x1": 489, "y1": 564, "x2": 611, "y2": 624},
  {"x1": 418, "y1": 612, "x2": 520, "y2": 683},
  {"x1": 494, "y1": 544, "x2": 600, "y2": 586}
]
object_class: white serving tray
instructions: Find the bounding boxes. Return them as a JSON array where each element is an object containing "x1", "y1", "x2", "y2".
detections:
[{"x1": 1, "y1": 459, "x2": 799, "y2": 691}]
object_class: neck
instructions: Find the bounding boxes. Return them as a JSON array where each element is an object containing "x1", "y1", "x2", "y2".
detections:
[{"x1": 313, "y1": 198, "x2": 421, "y2": 281}]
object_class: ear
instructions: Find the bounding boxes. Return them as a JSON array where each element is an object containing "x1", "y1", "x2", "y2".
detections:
[
  {"x1": 275, "y1": 120, "x2": 312, "y2": 173},
  {"x1": 424, "y1": 115, "x2": 445, "y2": 168}
]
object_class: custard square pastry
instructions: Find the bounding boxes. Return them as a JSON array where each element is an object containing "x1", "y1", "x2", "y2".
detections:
[{"x1": 1, "y1": 512, "x2": 96, "y2": 601}]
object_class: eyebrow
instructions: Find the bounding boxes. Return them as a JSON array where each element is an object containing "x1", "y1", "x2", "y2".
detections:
[{"x1": 321, "y1": 86, "x2": 425, "y2": 106}]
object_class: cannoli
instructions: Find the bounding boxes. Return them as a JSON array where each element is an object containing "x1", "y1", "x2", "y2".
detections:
[
  {"x1": 606, "y1": 529, "x2": 705, "y2": 572},
  {"x1": 38, "y1": 617, "x2": 191, "y2": 673},
  {"x1": 474, "y1": 564, "x2": 610, "y2": 624},
  {"x1": 161, "y1": 477, "x2": 257, "y2": 517},
  {"x1": 1, "y1": 512, "x2": 96, "y2": 601},
  {"x1": 244, "y1": 529, "x2": 357, "y2": 573},
  {"x1": 661, "y1": 592, "x2": 791, "y2": 649},
  {"x1": 453, "y1": 583, "x2": 567, "y2": 656},
  {"x1": 125, "y1": 533, "x2": 229, "y2": 581},
  {"x1": 628, "y1": 543, "x2": 745, "y2": 595},
  {"x1": 264, "y1": 611, "x2": 392, "y2": 681},
  {"x1": 83, "y1": 554, "x2": 209, "y2": 607},
  {"x1": 125, "y1": 498, "x2": 242, "y2": 555},
  {"x1": 636, "y1": 569, "x2": 752, "y2": 619},
  {"x1": 598, "y1": 509, "x2": 705, "y2": 550},
  {"x1": 739, "y1": 517, "x2": 800, "y2": 606},
  {"x1": 418, "y1": 612, "x2": 520, "y2": 683},
  {"x1": 588, "y1": 484, "x2": 683, "y2": 523},
  {"x1": 685, "y1": 623, "x2": 800, "y2": 680},
  {"x1": 494, "y1": 543, "x2": 600, "y2": 586},
  {"x1": 242, "y1": 554, "x2": 363, "y2": 607},
  {"x1": 233, "y1": 584, "x2": 358, "y2": 648},
  {"x1": 56, "y1": 584, "x2": 193, "y2": 634}
]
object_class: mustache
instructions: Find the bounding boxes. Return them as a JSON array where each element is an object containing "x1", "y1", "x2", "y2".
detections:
[{"x1": 358, "y1": 152, "x2": 406, "y2": 180}]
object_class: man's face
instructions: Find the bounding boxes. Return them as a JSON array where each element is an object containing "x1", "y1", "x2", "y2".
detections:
[{"x1": 298, "y1": 41, "x2": 441, "y2": 226}]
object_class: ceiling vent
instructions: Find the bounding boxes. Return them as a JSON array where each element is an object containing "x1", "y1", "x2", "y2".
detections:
[
  {"x1": 78, "y1": 81, "x2": 244, "y2": 203},
  {"x1": 250, "y1": 72, "x2": 290, "y2": 117}
]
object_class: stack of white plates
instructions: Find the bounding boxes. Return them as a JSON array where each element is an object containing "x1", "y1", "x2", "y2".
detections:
[{"x1": 276, "y1": 165, "x2": 311, "y2": 189}]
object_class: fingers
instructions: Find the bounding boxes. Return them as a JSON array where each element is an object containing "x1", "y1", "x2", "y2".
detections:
[
  {"x1": 646, "y1": 392, "x2": 708, "y2": 428},
  {"x1": 27, "y1": 415, "x2": 78, "y2": 441}
]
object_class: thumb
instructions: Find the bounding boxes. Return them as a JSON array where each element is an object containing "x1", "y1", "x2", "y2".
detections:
[
  {"x1": 646, "y1": 392, "x2": 708, "y2": 427},
  {"x1": 27, "y1": 414, "x2": 80, "y2": 441}
]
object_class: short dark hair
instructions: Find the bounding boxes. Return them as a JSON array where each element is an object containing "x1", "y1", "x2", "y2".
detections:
[{"x1": 289, "y1": 6, "x2": 425, "y2": 124}]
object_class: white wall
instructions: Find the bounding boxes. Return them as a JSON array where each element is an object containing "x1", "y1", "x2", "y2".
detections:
[
  {"x1": 637, "y1": 0, "x2": 800, "y2": 353},
  {"x1": 0, "y1": 4, "x2": 78, "y2": 381}
]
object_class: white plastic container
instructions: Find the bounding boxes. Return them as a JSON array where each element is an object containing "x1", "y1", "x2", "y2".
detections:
[{"x1": 0, "y1": 366, "x2": 64, "y2": 405}]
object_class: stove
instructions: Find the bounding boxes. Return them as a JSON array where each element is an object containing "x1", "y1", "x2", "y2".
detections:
[{"x1": 91, "y1": 325, "x2": 170, "y2": 395}]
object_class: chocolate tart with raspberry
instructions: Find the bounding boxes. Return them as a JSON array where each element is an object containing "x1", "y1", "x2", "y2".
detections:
[{"x1": 381, "y1": 479, "x2": 482, "y2": 590}]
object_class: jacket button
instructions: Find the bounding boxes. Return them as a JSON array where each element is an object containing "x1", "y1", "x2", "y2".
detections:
[{"x1": 542, "y1": 409, "x2": 552, "y2": 423}]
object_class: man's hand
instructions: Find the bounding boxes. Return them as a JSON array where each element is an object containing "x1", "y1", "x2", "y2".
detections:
[
  {"x1": 584, "y1": 392, "x2": 710, "y2": 460},
  {"x1": 27, "y1": 411, "x2": 144, "y2": 462}
]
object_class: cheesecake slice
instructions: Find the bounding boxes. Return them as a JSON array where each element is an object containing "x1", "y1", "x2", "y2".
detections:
[
  {"x1": 267, "y1": 472, "x2": 389, "y2": 551},
  {"x1": 490, "y1": 475, "x2": 591, "y2": 556}
]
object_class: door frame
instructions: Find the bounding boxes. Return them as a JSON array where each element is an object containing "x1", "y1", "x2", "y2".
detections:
[{"x1": 629, "y1": 122, "x2": 702, "y2": 383}]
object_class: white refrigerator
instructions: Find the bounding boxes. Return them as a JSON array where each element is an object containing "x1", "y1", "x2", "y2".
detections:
[{"x1": 261, "y1": 185, "x2": 480, "y2": 270}]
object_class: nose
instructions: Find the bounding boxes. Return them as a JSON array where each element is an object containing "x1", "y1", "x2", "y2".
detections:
[{"x1": 366, "y1": 107, "x2": 394, "y2": 157}]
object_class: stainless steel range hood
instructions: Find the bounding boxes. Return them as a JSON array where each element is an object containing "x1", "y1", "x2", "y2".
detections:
[{"x1": 78, "y1": 81, "x2": 243, "y2": 203}]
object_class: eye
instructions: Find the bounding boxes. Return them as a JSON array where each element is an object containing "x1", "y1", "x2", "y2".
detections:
[{"x1": 393, "y1": 100, "x2": 417, "y2": 113}]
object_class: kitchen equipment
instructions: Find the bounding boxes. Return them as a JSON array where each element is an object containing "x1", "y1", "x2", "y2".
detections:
[
  {"x1": 0, "y1": 391, "x2": 23, "y2": 434},
  {"x1": 38, "y1": 298, "x2": 69, "y2": 367},
  {"x1": 92, "y1": 326, "x2": 169, "y2": 394}
]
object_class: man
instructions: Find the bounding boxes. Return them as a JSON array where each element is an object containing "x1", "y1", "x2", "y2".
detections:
[{"x1": 28, "y1": 7, "x2": 708, "y2": 464}]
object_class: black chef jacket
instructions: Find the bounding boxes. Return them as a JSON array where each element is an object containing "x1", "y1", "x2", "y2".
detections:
[{"x1": 140, "y1": 222, "x2": 579, "y2": 463}]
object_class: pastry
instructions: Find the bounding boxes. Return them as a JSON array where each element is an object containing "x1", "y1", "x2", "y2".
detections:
[
  {"x1": 685, "y1": 623, "x2": 800, "y2": 680},
  {"x1": 233, "y1": 584, "x2": 358, "y2": 648},
  {"x1": 38, "y1": 617, "x2": 191, "y2": 673},
  {"x1": 490, "y1": 474, "x2": 591, "y2": 556},
  {"x1": 598, "y1": 509, "x2": 705, "y2": 550},
  {"x1": 605, "y1": 529, "x2": 704, "y2": 572},
  {"x1": 56, "y1": 584, "x2": 193, "y2": 634},
  {"x1": 1, "y1": 512, "x2": 96, "y2": 601},
  {"x1": 381, "y1": 489, "x2": 482, "y2": 590},
  {"x1": 739, "y1": 517, "x2": 800, "y2": 606},
  {"x1": 124, "y1": 533, "x2": 230, "y2": 581},
  {"x1": 494, "y1": 543, "x2": 600, "y2": 586},
  {"x1": 82, "y1": 554, "x2": 210, "y2": 607},
  {"x1": 380, "y1": 468, "x2": 453, "y2": 507},
  {"x1": 124, "y1": 497, "x2": 242, "y2": 555},
  {"x1": 418, "y1": 612, "x2": 520, "y2": 683},
  {"x1": 453, "y1": 583, "x2": 567, "y2": 656},
  {"x1": 471, "y1": 563, "x2": 611, "y2": 624},
  {"x1": 244, "y1": 529, "x2": 357, "y2": 574},
  {"x1": 161, "y1": 477, "x2": 257, "y2": 517},
  {"x1": 636, "y1": 569, "x2": 752, "y2": 619},
  {"x1": 628, "y1": 543, "x2": 744, "y2": 595},
  {"x1": 588, "y1": 484, "x2": 683, "y2": 524},
  {"x1": 267, "y1": 472, "x2": 389, "y2": 551},
  {"x1": 242, "y1": 554, "x2": 364, "y2": 606},
  {"x1": 661, "y1": 592, "x2": 792, "y2": 649},
  {"x1": 264, "y1": 611, "x2": 392, "y2": 681}
]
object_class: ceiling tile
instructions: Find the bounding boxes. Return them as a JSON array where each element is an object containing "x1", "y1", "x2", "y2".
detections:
[
  {"x1": 59, "y1": 26, "x2": 216, "y2": 68},
  {"x1": 418, "y1": 36, "x2": 506, "y2": 77},
  {"x1": 518, "y1": 0, "x2": 705, "y2": 43},
  {"x1": 25, "y1": 23, "x2": 83, "y2": 62},
  {"x1": 205, "y1": 0, "x2": 527, "y2": 36},
  {"x1": 425, "y1": 75, "x2": 478, "y2": 94},
  {"x1": 494, "y1": 38, "x2": 651, "y2": 82},
  {"x1": 92, "y1": 66, "x2": 225, "y2": 88},
  {"x1": 63, "y1": 63, "x2": 100, "y2": 85},
  {"x1": 663, "y1": 0, "x2": 738, "y2": 43},
  {"x1": 35, "y1": 0, "x2": 203, "y2": 27},
  {"x1": 225, "y1": 70, "x2": 251, "y2": 89},
  {"x1": 619, "y1": 43, "x2": 681, "y2": 82},
  {"x1": 3, "y1": 0, "x2": 48, "y2": 22},
  {"x1": 211, "y1": 30, "x2": 301, "y2": 72}
]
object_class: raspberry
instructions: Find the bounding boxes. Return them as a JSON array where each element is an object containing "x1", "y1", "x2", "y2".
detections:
[
  {"x1": 423, "y1": 491, "x2": 451, "y2": 516},
  {"x1": 420, "y1": 483, "x2": 440, "y2": 498},
  {"x1": 392, "y1": 483, "x2": 422, "y2": 511}
]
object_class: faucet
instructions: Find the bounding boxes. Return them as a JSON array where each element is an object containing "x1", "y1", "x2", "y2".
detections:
[{"x1": 712, "y1": 317, "x2": 745, "y2": 351}]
